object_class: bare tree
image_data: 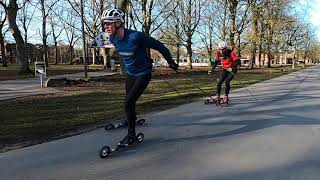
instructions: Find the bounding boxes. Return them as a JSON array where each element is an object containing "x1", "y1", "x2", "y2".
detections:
[
  {"x1": 117, "y1": 0, "x2": 129, "y2": 11},
  {"x1": 66, "y1": 0, "x2": 114, "y2": 67},
  {"x1": 48, "y1": 9, "x2": 63, "y2": 65},
  {"x1": 198, "y1": 0, "x2": 217, "y2": 63},
  {"x1": 17, "y1": 0, "x2": 39, "y2": 64},
  {"x1": 129, "y1": 0, "x2": 176, "y2": 35},
  {"x1": 175, "y1": 0, "x2": 203, "y2": 69},
  {"x1": 248, "y1": 0, "x2": 258, "y2": 69},
  {"x1": 0, "y1": 0, "x2": 32, "y2": 75},
  {"x1": 39, "y1": 0, "x2": 59, "y2": 66},
  {"x1": 128, "y1": 0, "x2": 176, "y2": 57},
  {"x1": 18, "y1": 0, "x2": 37, "y2": 45},
  {"x1": 158, "y1": 16, "x2": 182, "y2": 62},
  {"x1": 0, "y1": 6, "x2": 8, "y2": 67},
  {"x1": 264, "y1": 0, "x2": 293, "y2": 67},
  {"x1": 228, "y1": 0, "x2": 238, "y2": 49},
  {"x1": 209, "y1": 0, "x2": 229, "y2": 41},
  {"x1": 62, "y1": 9, "x2": 81, "y2": 65}
]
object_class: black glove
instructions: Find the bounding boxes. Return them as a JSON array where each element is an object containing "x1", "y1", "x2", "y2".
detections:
[{"x1": 169, "y1": 62, "x2": 179, "y2": 71}]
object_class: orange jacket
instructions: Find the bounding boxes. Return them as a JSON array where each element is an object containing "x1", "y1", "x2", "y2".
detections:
[{"x1": 215, "y1": 49, "x2": 239, "y2": 69}]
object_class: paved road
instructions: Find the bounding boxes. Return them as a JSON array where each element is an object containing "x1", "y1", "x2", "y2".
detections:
[
  {"x1": 1, "y1": 66, "x2": 320, "y2": 180},
  {"x1": 0, "y1": 71, "x2": 115, "y2": 101}
]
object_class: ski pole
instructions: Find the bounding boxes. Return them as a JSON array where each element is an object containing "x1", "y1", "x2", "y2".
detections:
[
  {"x1": 229, "y1": 71, "x2": 259, "y2": 102},
  {"x1": 157, "y1": 69, "x2": 182, "y2": 97},
  {"x1": 173, "y1": 70, "x2": 223, "y2": 107}
]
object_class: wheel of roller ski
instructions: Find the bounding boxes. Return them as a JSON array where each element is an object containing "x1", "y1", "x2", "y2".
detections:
[
  {"x1": 137, "y1": 133, "x2": 144, "y2": 143},
  {"x1": 137, "y1": 119, "x2": 145, "y2": 125},
  {"x1": 204, "y1": 99, "x2": 210, "y2": 104},
  {"x1": 99, "y1": 145, "x2": 111, "y2": 158},
  {"x1": 105, "y1": 124, "x2": 115, "y2": 130}
]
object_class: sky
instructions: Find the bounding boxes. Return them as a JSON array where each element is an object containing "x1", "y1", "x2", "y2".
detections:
[{"x1": 303, "y1": 0, "x2": 320, "y2": 40}]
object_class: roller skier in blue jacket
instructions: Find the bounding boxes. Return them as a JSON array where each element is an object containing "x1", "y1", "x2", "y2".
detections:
[{"x1": 101, "y1": 8, "x2": 179, "y2": 147}]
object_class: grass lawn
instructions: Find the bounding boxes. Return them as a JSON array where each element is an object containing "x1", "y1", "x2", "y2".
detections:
[
  {"x1": 0, "y1": 64, "x2": 105, "y2": 81},
  {"x1": 0, "y1": 65, "x2": 308, "y2": 151}
]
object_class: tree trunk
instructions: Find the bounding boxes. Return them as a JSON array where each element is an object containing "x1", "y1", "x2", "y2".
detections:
[
  {"x1": 258, "y1": 18, "x2": 264, "y2": 68},
  {"x1": 41, "y1": 0, "x2": 48, "y2": 67},
  {"x1": 176, "y1": 44, "x2": 180, "y2": 64},
  {"x1": 0, "y1": 33, "x2": 7, "y2": 67},
  {"x1": 7, "y1": 0, "x2": 31, "y2": 74},
  {"x1": 142, "y1": 0, "x2": 153, "y2": 58},
  {"x1": 54, "y1": 41, "x2": 58, "y2": 64},
  {"x1": 237, "y1": 36, "x2": 241, "y2": 58},
  {"x1": 186, "y1": 38, "x2": 192, "y2": 69},
  {"x1": 69, "y1": 45, "x2": 73, "y2": 65},
  {"x1": 249, "y1": 1, "x2": 258, "y2": 69},
  {"x1": 117, "y1": 0, "x2": 129, "y2": 12},
  {"x1": 222, "y1": 0, "x2": 227, "y2": 39},
  {"x1": 267, "y1": 25, "x2": 273, "y2": 68},
  {"x1": 229, "y1": 0, "x2": 237, "y2": 49},
  {"x1": 186, "y1": 0, "x2": 192, "y2": 69}
]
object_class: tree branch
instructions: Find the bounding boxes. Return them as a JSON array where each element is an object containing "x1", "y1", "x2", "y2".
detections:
[{"x1": 0, "y1": 1, "x2": 7, "y2": 9}]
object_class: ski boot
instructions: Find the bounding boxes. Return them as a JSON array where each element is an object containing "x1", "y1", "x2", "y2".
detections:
[
  {"x1": 117, "y1": 133, "x2": 139, "y2": 148},
  {"x1": 205, "y1": 95, "x2": 220, "y2": 105},
  {"x1": 210, "y1": 95, "x2": 221, "y2": 104},
  {"x1": 220, "y1": 95, "x2": 230, "y2": 104}
]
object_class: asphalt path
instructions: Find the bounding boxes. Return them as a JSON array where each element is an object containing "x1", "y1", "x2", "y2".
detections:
[{"x1": 1, "y1": 66, "x2": 320, "y2": 180}]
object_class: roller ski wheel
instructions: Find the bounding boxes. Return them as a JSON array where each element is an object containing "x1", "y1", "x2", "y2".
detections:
[
  {"x1": 136, "y1": 118, "x2": 146, "y2": 125},
  {"x1": 99, "y1": 133, "x2": 144, "y2": 159},
  {"x1": 99, "y1": 145, "x2": 111, "y2": 158},
  {"x1": 204, "y1": 99, "x2": 210, "y2": 104},
  {"x1": 104, "y1": 124, "x2": 115, "y2": 130},
  {"x1": 136, "y1": 133, "x2": 144, "y2": 143}
]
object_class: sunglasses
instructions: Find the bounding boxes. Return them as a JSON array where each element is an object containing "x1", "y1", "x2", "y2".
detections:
[{"x1": 103, "y1": 21, "x2": 115, "y2": 26}]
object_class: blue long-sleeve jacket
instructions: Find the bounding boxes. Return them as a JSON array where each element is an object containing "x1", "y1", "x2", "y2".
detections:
[{"x1": 109, "y1": 29, "x2": 174, "y2": 76}]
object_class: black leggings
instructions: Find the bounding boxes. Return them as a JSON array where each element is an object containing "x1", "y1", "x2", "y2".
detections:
[
  {"x1": 125, "y1": 73, "x2": 151, "y2": 136},
  {"x1": 216, "y1": 68, "x2": 237, "y2": 96}
]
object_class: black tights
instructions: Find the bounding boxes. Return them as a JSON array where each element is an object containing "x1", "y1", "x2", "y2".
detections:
[
  {"x1": 216, "y1": 69, "x2": 237, "y2": 96},
  {"x1": 125, "y1": 73, "x2": 151, "y2": 136}
]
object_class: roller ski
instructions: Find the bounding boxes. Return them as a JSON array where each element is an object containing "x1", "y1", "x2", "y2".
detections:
[
  {"x1": 204, "y1": 95, "x2": 230, "y2": 106},
  {"x1": 104, "y1": 118, "x2": 146, "y2": 131},
  {"x1": 99, "y1": 133, "x2": 144, "y2": 158}
]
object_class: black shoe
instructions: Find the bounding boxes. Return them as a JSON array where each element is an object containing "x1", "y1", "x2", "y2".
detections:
[{"x1": 117, "y1": 134, "x2": 137, "y2": 148}]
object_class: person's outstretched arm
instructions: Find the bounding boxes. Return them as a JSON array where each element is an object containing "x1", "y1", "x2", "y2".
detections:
[{"x1": 140, "y1": 32, "x2": 178, "y2": 70}]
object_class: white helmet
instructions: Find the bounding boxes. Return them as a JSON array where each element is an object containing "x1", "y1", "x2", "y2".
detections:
[
  {"x1": 218, "y1": 41, "x2": 228, "y2": 50},
  {"x1": 101, "y1": 8, "x2": 124, "y2": 22}
]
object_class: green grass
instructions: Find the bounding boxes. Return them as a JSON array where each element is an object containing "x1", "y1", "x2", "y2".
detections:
[
  {"x1": 0, "y1": 65, "x2": 308, "y2": 148},
  {"x1": 0, "y1": 64, "x2": 105, "y2": 81}
]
